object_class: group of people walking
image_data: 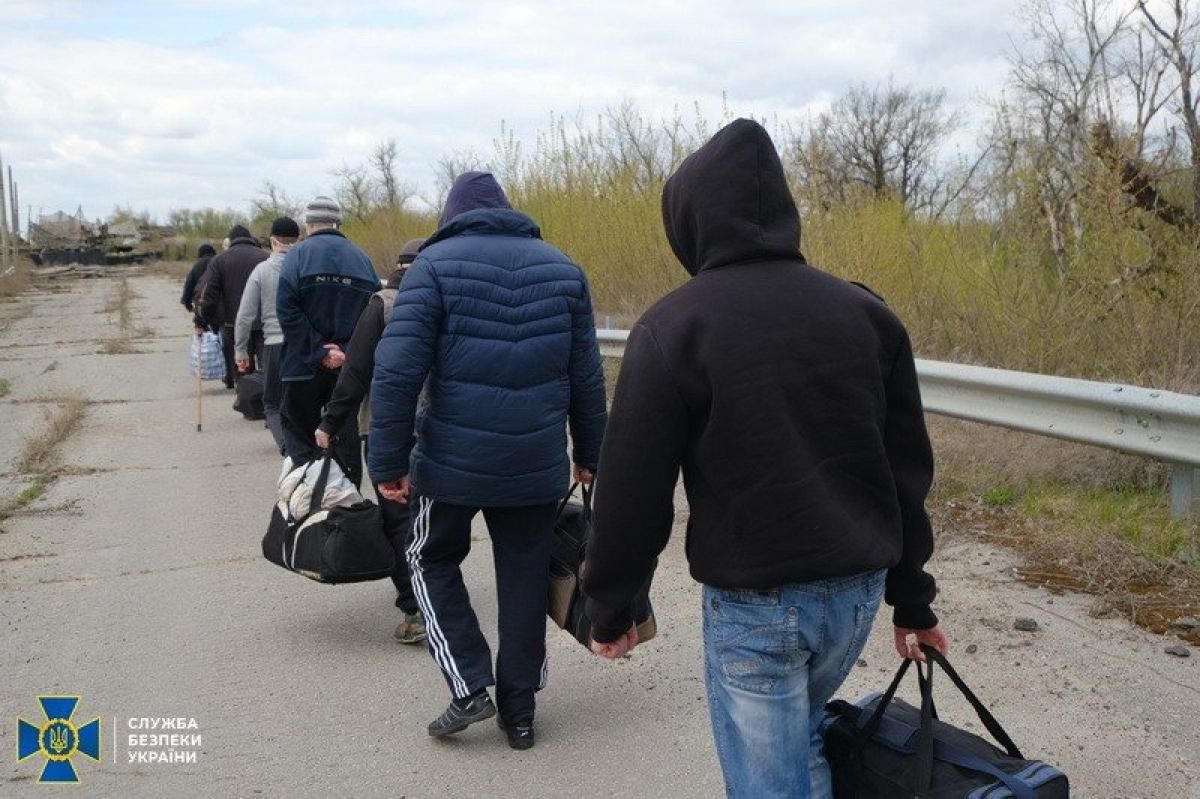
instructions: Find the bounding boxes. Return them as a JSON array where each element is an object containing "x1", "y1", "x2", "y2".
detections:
[{"x1": 181, "y1": 119, "x2": 948, "y2": 797}]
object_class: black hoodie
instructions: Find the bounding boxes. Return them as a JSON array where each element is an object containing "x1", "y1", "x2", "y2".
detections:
[
  {"x1": 197, "y1": 230, "x2": 267, "y2": 327},
  {"x1": 181, "y1": 244, "x2": 216, "y2": 311},
  {"x1": 581, "y1": 119, "x2": 938, "y2": 642}
]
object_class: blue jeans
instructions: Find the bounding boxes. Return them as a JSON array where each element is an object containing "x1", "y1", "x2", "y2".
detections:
[{"x1": 703, "y1": 570, "x2": 886, "y2": 799}]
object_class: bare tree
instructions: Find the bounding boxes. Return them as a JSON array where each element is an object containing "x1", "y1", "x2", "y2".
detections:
[
  {"x1": 250, "y1": 180, "x2": 300, "y2": 226},
  {"x1": 1121, "y1": 23, "x2": 1175, "y2": 158},
  {"x1": 794, "y1": 79, "x2": 960, "y2": 211},
  {"x1": 604, "y1": 100, "x2": 670, "y2": 191},
  {"x1": 333, "y1": 164, "x2": 374, "y2": 222},
  {"x1": 1138, "y1": 0, "x2": 1200, "y2": 215},
  {"x1": 1003, "y1": 0, "x2": 1132, "y2": 270},
  {"x1": 370, "y1": 139, "x2": 417, "y2": 208}
]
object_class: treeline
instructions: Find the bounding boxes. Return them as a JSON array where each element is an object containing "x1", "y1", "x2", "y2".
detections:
[{"x1": 155, "y1": 0, "x2": 1199, "y2": 389}]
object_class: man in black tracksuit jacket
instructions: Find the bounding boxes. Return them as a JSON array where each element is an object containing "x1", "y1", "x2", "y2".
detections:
[
  {"x1": 316, "y1": 239, "x2": 426, "y2": 645},
  {"x1": 581, "y1": 119, "x2": 947, "y2": 797}
]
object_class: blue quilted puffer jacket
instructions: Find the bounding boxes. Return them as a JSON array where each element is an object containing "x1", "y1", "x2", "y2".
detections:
[{"x1": 368, "y1": 207, "x2": 608, "y2": 507}]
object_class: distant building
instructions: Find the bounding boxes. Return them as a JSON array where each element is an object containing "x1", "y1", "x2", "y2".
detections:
[
  {"x1": 30, "y1": 210, "x2": 93, "y2": 247},
  {"x1": 106, "y1": 220, "x2": 141, "y2": 241}
]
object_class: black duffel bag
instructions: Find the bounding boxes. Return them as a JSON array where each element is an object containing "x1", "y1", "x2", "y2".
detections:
[
  {"x1": 823, "y1": 645, "x2": 1068, "y2": 798},
  {"x1": 548, "y1": 482, "x2": 657, "y2": 648},
  {"x1": 261, "y1": 455, "x2": 395, "y2": 584},
  {"x1": 234, "y1": 370, "x2": 266, "y2": 420}
]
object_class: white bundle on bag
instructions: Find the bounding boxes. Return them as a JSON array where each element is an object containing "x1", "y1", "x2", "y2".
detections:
[{"x1": 276, "y1": 456, "x2": 362, "y2": 521}]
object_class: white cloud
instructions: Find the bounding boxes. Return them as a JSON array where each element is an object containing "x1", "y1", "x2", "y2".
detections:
[{"x1": 0, "y1": 0, "x2": 1019, "y2": 221}]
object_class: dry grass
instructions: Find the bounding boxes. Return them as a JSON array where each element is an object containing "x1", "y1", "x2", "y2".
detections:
[
  {"x1": 138, "y1": 259, "x2": 192, "y2": 280},
  {"x1": 103, "y1": 277, "x2": 136, "y2": 333},
  {"x1": 0, "y1": 256, "x2": 31, "y2": 299},
  {"x1": 98, "y1": 277, "x2": 144, "y2": 354},
  {"x1": 17, "y1": 397, "x2": 87, "y2": 474},
  {"x1": 930, "y1": 417, "x2": 1199, "y2": 642},
  {"x1": 1, "y1": 397, "x2": 87, "y2": 530},
  {"x1": 0, "y1": 475, "x2": 53, "y2": 525},
  {"x1": 342, "y1": 210, "x2": 432, "y2": 278},
  {"x1": 937, "y1": 496, "x2": 1200, "y2": 644},
  {"x1": 98, "y1": 338, "x2": 136, "y2": 355}
]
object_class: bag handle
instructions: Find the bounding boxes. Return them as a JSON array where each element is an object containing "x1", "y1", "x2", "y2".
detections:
[
  {"x1": 554, "y1": 481, "x2": 593, "y2": 522},
  {"x1": 914, "y1": 657, "x2": 936, "y2": 791},
  {"x1": 855, "y1": 646, "x2": 1024, "y2": 796},
  {"x1": 920, "y1": 645, "x2": 1022, "y2": 759},
  {"x1": 307, "y1": 455, "x2": 334, "y2": 517},
  {"x1": 555, "y1": 482, "x2": 579, "y2": 521},
  {"x1": 852, "y1": 655, "x2": 912, "y2": 746}
]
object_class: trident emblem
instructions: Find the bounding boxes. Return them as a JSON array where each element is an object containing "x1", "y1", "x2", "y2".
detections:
[
  {"x1": 17, "y1": 696, "x2": 101, "y2": 783},
  {"x1": 48, "y1": 724, "x2": 70, "y2": 754}
]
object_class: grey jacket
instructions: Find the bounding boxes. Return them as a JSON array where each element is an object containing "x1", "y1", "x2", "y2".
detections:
[{"x1": 234, "y1": 251, "x2": 285, "y2": 359}]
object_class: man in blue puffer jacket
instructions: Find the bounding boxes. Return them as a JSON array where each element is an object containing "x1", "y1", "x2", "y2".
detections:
[{"x1": 370, "y1": 172, "x2": 607, "y2": 750}]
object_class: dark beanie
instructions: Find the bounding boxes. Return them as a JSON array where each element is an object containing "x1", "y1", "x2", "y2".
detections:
[
  {"x1": 197, "y1": 243, "x2": 216, "y2": 257},
  {"x1": 270, "y1": 216, "x2": 300, "y2": 239},
  {"x1": 397, "y1": 238, "x2": 426, "y2": 265},
  {"x1": 227, "y1": 224, "x2": 252, "y2": 241}
]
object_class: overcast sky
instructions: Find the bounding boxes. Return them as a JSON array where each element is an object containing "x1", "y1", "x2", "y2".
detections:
[{"x1": 0, "y1": 0, "x2": 1023, "y2": 223}]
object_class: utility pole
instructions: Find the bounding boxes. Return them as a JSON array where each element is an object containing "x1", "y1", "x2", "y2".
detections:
[
  {"x1": 9, "y1": 165, "x2": 18, "y2": 251},
  {"x1": 0, "y1": 153, "x2": 11, "y2": 268}
]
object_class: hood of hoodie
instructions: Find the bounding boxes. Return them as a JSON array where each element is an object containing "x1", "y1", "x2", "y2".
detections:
[
  {"x1": 661, "y1": 118, "x2": 803, "y2": 276},
  {"x1": 439, "y1": 171, "x2": 512, "y2": 227}
]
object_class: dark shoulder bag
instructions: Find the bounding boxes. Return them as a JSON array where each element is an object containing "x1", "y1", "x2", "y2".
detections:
[
  {"x1": 547, "y1": 482, "x2": 658, "y2": 648},
  {"x1": 823, "y1": 645, "x2": 1069, "y2": 798}
]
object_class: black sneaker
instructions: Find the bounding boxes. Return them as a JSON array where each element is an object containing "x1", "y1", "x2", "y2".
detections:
[
  {"x1": 427, "y1": 692, "x2": 495, "y2": 737},
  {"x1": 497, "y1": 717, "x2": 535, "y2": 751}
]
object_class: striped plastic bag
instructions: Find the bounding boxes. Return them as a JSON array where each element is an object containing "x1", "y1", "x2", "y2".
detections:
[{"x1": 189, "y1": 331, "x2": 226, "y2": 380}]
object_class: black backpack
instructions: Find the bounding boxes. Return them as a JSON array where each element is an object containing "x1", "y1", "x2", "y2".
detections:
[
  {"x1": 548, "y1": 483, "x2": 657, "y2": 647},
  {"x1": 823, "y1": 645, "x2": 1069, "y2": 798},
  {"x1": 261, "y1": 455, "x2": 395, "y2": 584}
]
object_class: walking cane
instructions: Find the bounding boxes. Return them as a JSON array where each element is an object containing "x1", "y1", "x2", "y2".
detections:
[{"x1": 195, "y1": 330, "x2": 204, "y2": 433}]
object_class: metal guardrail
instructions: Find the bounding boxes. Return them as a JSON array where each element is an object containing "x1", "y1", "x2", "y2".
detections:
[{"x1": 595, "y1": 328, "x2": 1200, "y2": 518}]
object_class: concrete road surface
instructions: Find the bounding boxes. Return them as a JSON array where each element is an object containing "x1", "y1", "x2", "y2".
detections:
[{"x1": 0, "y1": 272, "x2": 1197, "y2": 798}]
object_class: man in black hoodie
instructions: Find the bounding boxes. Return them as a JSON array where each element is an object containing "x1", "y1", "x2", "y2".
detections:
[
  {"x1": 181, "y1": 243, "x2": 216, "y2": 313},
  {"x1": 581, "y1": 119, "x2": 948, "y2": 797},
  {"x1": 198, "y1": 225, "x2": 268, "y2": 390}
]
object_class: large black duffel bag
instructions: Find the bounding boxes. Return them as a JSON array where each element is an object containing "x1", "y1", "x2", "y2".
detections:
[
  {"x1": 548, "y1": 482, "x2": 657, "y2": 648},
  {"x1": 823, "y1": 645, "x2": 1069, "y2": 798},
  {"x1": 261, "y1": 455, "x2": 395, "y2": 584}
]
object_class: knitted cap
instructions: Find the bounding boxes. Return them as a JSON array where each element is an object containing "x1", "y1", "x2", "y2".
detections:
[
  {"x1": 397, "y1": 238, "x2": 426, "y2": 265},
  {"x1": 303, "y1": 196, "x2": 343, "y2": 226}
]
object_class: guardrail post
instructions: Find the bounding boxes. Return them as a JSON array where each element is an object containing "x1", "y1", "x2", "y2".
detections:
[{"x1": 1169, "y1": 463, "x2": 1197, "y2": 519}]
